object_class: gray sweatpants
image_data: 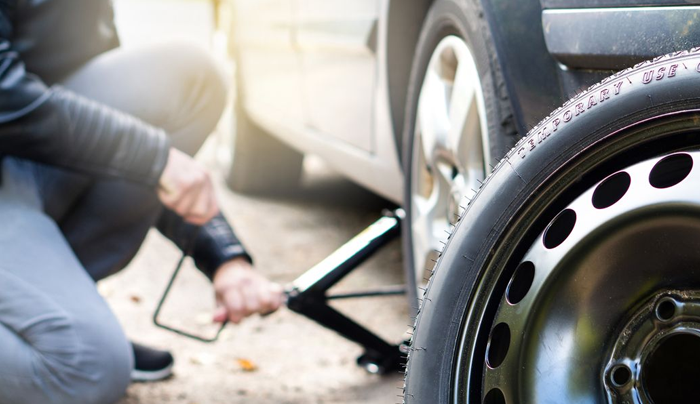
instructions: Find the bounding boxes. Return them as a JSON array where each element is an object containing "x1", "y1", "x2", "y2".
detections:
[{"x1": 0, "y1": 43, "x2": 227, "y2": 404}]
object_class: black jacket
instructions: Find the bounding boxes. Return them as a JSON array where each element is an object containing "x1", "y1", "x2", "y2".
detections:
[
  {"x1": 0, "y1": 0, "x2": 250, "y2": 277},
  {"x1": 0, "y1": 0, "x2": 169, "y2": 186}
]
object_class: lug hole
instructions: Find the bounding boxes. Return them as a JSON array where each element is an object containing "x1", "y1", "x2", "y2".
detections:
[
  {"x1": 655, "y1": 298, "x2": 677, "y2": 322},
  {"x1": 592, "y1": 171, "x2": 631, "y2": 209},
  {"x1": 543, "y1": 209, "x2": 577, "y2": 249},
  {"x1": 611, "y1": 364, "x2": 632, "y2": 387},
  {"x1": 483, "y1": 388, "x2": 506, "y2": 404},
  {"x1": 649, "y1": 153, "x2": 693, "y2": 189},
  {"x1": 506, "y1": 261, "x2": 535, "y2": 305},
  {"x1": 486, "y1": 323, "x2": 510, "y2": 369}
]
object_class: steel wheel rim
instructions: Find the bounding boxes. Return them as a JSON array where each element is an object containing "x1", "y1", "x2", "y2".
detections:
[
  {"x1": 461, "y1": 144, "x2": 700, "y2": 404},
  {"x1": 410, "y1": 35, "x2": 490, "y2": 286}
]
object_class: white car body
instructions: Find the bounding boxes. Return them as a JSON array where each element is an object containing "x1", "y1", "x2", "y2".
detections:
[{"x1": 230, "y1": 0, "x2": 404, "y2": 203}]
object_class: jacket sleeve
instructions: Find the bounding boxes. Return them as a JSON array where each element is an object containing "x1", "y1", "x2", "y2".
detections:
[
  {"x1": 156, "y1": 209, "x2": 253, "y2": 281},
  {"x1": 0, "y1": 16, "x2": 170, "y2": 186}
]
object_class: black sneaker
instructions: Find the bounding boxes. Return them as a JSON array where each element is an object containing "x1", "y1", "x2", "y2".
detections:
[{"x1": 131, "y1": 342, "x2": 174, "y2": 382}]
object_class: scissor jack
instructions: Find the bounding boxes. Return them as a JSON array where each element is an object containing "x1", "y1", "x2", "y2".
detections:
[{"x1": 155, "y1": 208, "x2": 409, "y2": 375}]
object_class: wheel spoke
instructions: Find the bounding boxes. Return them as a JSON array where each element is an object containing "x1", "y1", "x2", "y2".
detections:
[
  {"x1": 446, "y1": 60, "x2": 478, "y2": 154},
  {"x1": 412, "y1": 132, "x2": 435, "y2": 199},
  {"x1": 417, "y1": 69, "x2": 450, "y2": 163},
  {"x1": 411, "y1": 192, "x2": 443, "y2": 274}
]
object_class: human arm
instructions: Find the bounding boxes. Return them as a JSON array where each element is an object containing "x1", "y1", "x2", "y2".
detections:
[
  {"x1": 1, "y1": 5, "x2": 220, "y2": 222},
  {"x1": 156, "y1": 208, "x2": 283, "y2": 323},
  {"x1": 212, "y1": 258, "x2": 284, "y2": 324},
  {"x1": 0, "y1": 6, "x2": 168, "y2": 185}
]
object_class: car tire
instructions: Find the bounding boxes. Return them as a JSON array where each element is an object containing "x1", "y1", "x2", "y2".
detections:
[
  {"x1": 227, "y1": 61, "x2": 304, "y2": 195},
  {"x1": 404, "y1": 49, "x2": 700, "y2": 403},
  {"x1": 401, "y1": 0, "x2": 517, "y2": 312}
]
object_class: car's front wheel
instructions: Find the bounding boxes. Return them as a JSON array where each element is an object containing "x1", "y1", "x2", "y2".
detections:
[
  {"x1": 402, "y1": 0, "x2": 516, "y2": 310},
  {"x1": 405, "y1": 48, "x2": 700, "y2": 403}
]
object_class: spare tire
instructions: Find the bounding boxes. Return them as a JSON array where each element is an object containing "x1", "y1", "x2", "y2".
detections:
[{"x1": 404, "y1": 48, "x2": 700, "y2": 403}]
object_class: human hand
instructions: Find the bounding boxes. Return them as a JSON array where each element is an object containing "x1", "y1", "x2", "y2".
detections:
[
  {"x1": 212, "y1": 257, "x2": 285, "y2": 324},
  {"x1": 158, "y1": 148, "x2": 219, "y2": 225}
]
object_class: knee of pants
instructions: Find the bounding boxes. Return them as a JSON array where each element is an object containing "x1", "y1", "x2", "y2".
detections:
[
  {"x1": 188, "y1": 43, "x2": 229, "y2": 109},
  {"x1": 166, "y1": 42, "x2": 229, "y2": 152},
  {"x1": 27, "y1": 313, "x2": 133, "y2": 404},
  {"x1": 169, "y1": 42, "x2": 228, "y2": 116},
  {"x1": 0, "y1": 211, "x2": 132, "y2": 404}
]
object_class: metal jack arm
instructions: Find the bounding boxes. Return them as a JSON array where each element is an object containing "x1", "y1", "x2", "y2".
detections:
[{"x1": 286, "y1": 208, "x2": 408, "y2": 375}]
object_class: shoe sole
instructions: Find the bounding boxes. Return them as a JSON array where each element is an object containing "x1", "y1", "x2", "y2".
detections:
[{"x1": 131, "y1": 364, "x2": 174, "y2": 382}]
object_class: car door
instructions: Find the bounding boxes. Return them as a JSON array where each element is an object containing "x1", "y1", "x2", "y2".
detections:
[
  {"x1": 295, "y1": 0, "x2": 380, "y2": 152},
  {"x1": 233, "y1": 0, "x2": 304, "y2": 131}
]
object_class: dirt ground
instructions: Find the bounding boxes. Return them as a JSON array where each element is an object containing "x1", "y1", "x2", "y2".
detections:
[
  {"x1": 106, "y1": 1, "x2": 410, "y2": 403},
  {"x1": 106, "y1": 164, "x2": 410, "y2": 404}
]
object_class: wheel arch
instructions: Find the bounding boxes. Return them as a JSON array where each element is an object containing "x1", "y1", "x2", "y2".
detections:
[{"x1": 385, "y1": 0, "x2": 434, "y2": 167}]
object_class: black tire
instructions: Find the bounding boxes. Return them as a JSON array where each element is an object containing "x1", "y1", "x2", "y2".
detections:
[
  {"x1": 401, "y1": 0, "x2": 517, "y2": 312},
  {"x1": 404, "y1": 49, "x2": 700, "y2": 403},
  {"x1": 227, "y1": 62, "x2": 304, "y2": 195}
]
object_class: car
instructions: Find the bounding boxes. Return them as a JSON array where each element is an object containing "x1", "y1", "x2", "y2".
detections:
[{"x1": 223, "y1": 0, "x2": 700, "y2": 402}]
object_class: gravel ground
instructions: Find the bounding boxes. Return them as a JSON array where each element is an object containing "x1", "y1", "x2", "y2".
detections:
[{"x1": 105, "y1": 1, "x2": 410, "y2": 403}]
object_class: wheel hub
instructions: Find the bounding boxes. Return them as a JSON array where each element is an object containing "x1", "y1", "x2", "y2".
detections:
[
  {"x1": 480, "y1": 152, "x2": 700, "y2": 403},
  {"x1": 606, "y1": 291, "x2": 700, "y2": 403}
]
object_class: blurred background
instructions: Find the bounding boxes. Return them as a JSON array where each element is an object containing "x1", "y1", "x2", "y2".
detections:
[{"x1": 104, "y1": 0, "x2": 409, "y2": 403}]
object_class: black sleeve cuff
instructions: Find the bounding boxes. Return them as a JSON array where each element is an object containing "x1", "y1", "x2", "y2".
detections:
[{"x1": 156, "y1": 209, "x2": 252, "y2": 281}]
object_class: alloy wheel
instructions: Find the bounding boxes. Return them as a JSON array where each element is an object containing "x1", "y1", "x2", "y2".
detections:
[{"x1": 410, "y1": 35, "x2": 490, "y2": 285}]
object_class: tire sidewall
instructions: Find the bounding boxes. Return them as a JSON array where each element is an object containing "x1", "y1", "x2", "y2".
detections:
[{"x1": 405, "y1": 51, "x2": 700, "y2": 403}]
